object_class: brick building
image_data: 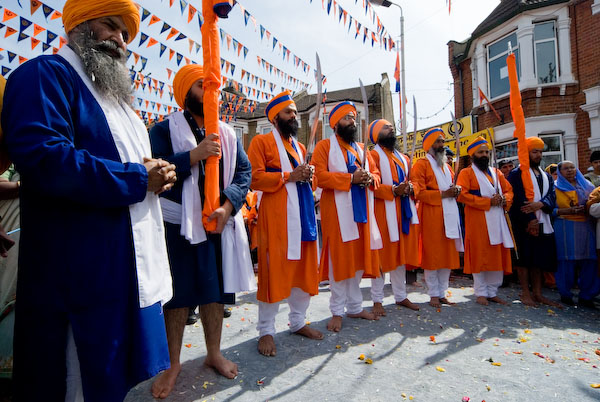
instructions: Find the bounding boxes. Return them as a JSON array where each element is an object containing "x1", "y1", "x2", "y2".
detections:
[
  {"x1": 448, "y1": 0, "x2": 600, "y2": 169},
  {"x1": 224, "y1": 73, "x2": 395, "y2": 151}
]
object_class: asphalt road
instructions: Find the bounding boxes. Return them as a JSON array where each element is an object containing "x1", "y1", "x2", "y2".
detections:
[{"x1": 125, "y1": 273, "x2": 600, "y2": 402}]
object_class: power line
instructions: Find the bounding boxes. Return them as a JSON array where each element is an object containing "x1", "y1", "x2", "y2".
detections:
[{"x1": 406, "y1": 94, "x2": 454, "y2": 120}]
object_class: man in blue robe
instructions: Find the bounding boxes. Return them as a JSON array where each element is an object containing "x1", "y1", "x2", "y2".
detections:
[
  {"x1": 1, "y1": 1, "x2": 177, "y2": 400},
  {"x1": 149, "y1": 65, "x2": 252, "y2": 399}
]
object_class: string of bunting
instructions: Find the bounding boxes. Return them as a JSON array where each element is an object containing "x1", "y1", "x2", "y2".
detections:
[{"x1": 312, "y1": 0, "x2": 397, "y2": 51}]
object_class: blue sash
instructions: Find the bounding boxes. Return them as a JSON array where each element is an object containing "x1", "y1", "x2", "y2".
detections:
[
  {"x1": 347, "y1": 143, "x2": 368, "y2": 223},
  {"x1": 290, "y1": 142, "x2": 317, "y2": 241},
  {"x1": 393, "y1": 152, "x2": 413, "y2": 235}
]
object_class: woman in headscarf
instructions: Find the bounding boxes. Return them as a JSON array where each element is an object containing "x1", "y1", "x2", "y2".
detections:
[{"x1": 542, "y1": 161, "x2": 600, "y2": 307}]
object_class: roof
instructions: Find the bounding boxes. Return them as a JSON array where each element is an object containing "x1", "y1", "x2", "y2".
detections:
[
  {"x1": 233, "y1": 83, "x2": 380, "y2": 120},
  {"x1": 450, "y1": 0, "x2": 570, "y2": 64}
]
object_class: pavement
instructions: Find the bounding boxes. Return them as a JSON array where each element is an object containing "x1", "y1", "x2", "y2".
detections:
[{"x1": 125, "y1": 273, "x2": 600, "y2": 402}]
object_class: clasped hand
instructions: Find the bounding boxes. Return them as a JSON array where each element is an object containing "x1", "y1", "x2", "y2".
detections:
[
  {"x1": 351, "y1": 168, "x2": 372, "y2": 186},
  {"x1": 490, "y1": 193, "x2": 506, "y2": 207},
  {"x1": 288, "y1": 163, "x2": 314, "y2": 183},
  {"x1": 144, "y1": 157, "x2": 177, "y2": 195},
  {"x1": 441, "y1": 185, "x2": 461, "y2": 199}
]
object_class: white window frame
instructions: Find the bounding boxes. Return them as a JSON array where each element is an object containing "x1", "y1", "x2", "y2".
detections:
[
  {"x1": 487, "y1": 31, "x2": 520, "y2": 99},
  {"x1": 259, "y1": 125, "x2": 271, "y2": 135},
  {"x1": 323, "y1": 111, "x2": 362, "y2": 141},
  {"x1": 233, "y1": 126, "x2": 243, "y2": 141},
  {"x1": 533, "y1": 20, "x2": 559, "y2": 85},
  {"x1": 494, "y1": 133, "x2": 564, "y2": 170}
]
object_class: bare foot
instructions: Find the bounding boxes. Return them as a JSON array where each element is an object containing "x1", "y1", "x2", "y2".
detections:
[
  {"x1": 429, "y1": 297, "x2": 441, "y2": 308},
  {"x1": 396, "y1": 298, "x2": 420, "y2": 311},
  {"x1": 327, "y1": 315, "x2": 343, "y2": 332},
  {"x1": 204, "y1": 353, "x2": 238, "y2": 379},
  {"x1": 476, "y1": 296, "x2": 489, "y2": 306},
  {"x1": 439, "y1": 297, "x2": 455, "y2": 305},
  {"x1": 488, "y1": 296, "x2": 508, "y2": 305},
  {"x1": 151, "y1": 363, "x2": 181, "y2": 399},
  {"x1": 372, "y1": 302, "x2": 386, "y2": 317},
  {"x1": 519, "y1": 294, "x2": 538, "y2": 307},
  {"x1": 347, "y1": 309, "x2": 380, "y2": 321},
  {"x1": 294, "y1": 325, "x2": 324, "y2": 340},
  {"x1": 533, "y1": 294, "x2": 563, "y2": 309},
  {"x1": 258, "y1": 335, "x2": 277, "y2": 357}
]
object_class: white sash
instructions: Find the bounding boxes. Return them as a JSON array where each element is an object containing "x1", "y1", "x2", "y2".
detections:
[
  {"x1": 160, "y1": 116, "x2": 255, "y2": 293},
  {"x1": 472, "y1": 165, "x2": 514, "y2": 248},
  {"x1": 272, "y1": 129, "x2": 303, "y2": 260},
  {"x1": 59, "y1": 46, "x2": 172, "y2": 307},
  {"x1": 328, "y1": 136, "x2": 382, "y2": 250},
  {"x1": 530, "y1": 167, "x2": 554, "y2": 234},
  {"x1": 167, "y1": 112, "x2": 206, "y2": 244},
  {"x1": 397, "y1": 153, "x2": 419, "y2": 226},
  {"x1": 425, "y1": 153, "x2": 464, "y2": 252}
]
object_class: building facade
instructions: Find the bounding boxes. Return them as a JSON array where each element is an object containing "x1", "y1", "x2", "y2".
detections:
[{"x1": 448, "y1": 0, "x2": 600, "y2": 169}]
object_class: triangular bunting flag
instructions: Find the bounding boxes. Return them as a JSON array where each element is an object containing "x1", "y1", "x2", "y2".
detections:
[
  {"x1": 31, "y1": 37, "x2": 40, "y2": 49},
  {"x1": 59, "y1": 36, "x2": 67, "y2": 48},
  {"x1": 179, "y1": 0, "x2": 188, "y2": 15},
  {"x1": 140, "y1": 57, "x2": 148, "y2": 70},
  {"x1": 141, "y1": 8, "x2": 151, "y2": 22},
  {"x1": 5, "y1": 27, "x2": 17, "y2": 38},
  {"x1": 50, "y1": 10, "x2": 62, "y2": 20},
  {"x1": 147, "y1": 37, "x2": 158, "y2": 47},
  {"x1": 187, "y1": 4, "x2": 196, "y2": 23},
  {"x1": 166, "y1": 28, "x2": 179, "y2": 41},
  {"x1": 7, "y1": 51, "x2": 16, "y2": 63},
  {"x1": 160, "y1": 23, "x2": 171, "y2": 34},
  {"x1": 197, "y1": 13, "x2": 203, "y2": 29},
  {"x1": 169, "y1": 48, "x2": 175, "y2": 60},
  {"x1": 18, "y1": 32, "x2": 30, "y2": 42},
  {"x1": 20, "y1": 17, "x2": 33, "y2": 34},
  {"x1": 149, "y1": 15, "x2": 161, "y2": 26},
  {"x1": 30, "y1": 1, "x2": 43, "y2": 16},
  {"x1": 42, "y1": 42, "x2": 49, "y2": 52},
  {"x1": 133, "y1": 52, "x2": 140, "y2": 64},
  {"x1": 175, "y1": 33, "x2": 186, "y2": 41},
  {"x1": 3, "y1": 9, "x2": 17, "y2": 22},
  {"x1": 139, "y1": 33, "x2": 149, "y2": 46},
  {"x1": 176, "y1": 53, "x2": 183, "y2": 65},
  {"x1": 33, "y1": 23, "x2": 45, "y2": 37},
  {"x1": 46, "y1": 30, "x2": 57, "y2": 44},
  {"x1": 18, "y1": 56, "x2": 28, "y2": 64},
  {"x1": 1, "y1": 66, "x2": 11, "y2": 77},
  {"x1": 160, "y1": 43, "x2": 167, "y2": 57},
  {"x1": 42, "y1": 4, "x2": 53, "y2": 19}
]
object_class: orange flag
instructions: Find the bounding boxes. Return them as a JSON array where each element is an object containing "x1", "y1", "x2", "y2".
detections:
[
  {"x1": 33, "y1": 24, "x2": 46, "y2": 37},
  {"x1": 201, "y1": 0, "x2": 226, "y2": 231},
  {"x1": 147, "y1": 37, "x2": 158, "y2": 47},
  {"x1": 2, "y1": 9, "x2": 17, "y2": 22},
  {"x1": 507, "y1": 53, "x2": 534, "y2": 202},
  {"x1": 149, "y1": 15, "x2": 161, "y2": 25},
  {"x1": 50, "y1": 10, "x2": 62, "y2": 20}
]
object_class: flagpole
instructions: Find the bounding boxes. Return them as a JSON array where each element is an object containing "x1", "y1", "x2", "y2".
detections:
[{"x1": 399, "y1": 7, "x2": 406, "y2": 154}]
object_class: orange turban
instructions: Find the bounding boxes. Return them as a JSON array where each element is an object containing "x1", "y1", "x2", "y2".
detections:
[
  {"x1": 329, "y1": 101, "x2": 356, "y2": 129},
  {"x1": 265, "y1": 91, "x2": 295, "y2": 122},
  {"x1": 467, "y1": 136, "x2": 489, "y2": 156},
  {"x1": 526, "y1": 137, "x2": 545, "y2": 151},
  {"x1": 62, "y1": 0, "x2": 140, "y2": 44},
  {"x1": 173, "y1": 64, "x2": 205, "y2": 109},
  {"x1": 368, "y1": 119, "x2": 392, "y2": 144},
  {"x1": 422, "y1": 128, "x2": 444, "y2": 152}
]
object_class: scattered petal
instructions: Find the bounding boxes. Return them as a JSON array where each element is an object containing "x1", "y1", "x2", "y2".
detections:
[
  {"x1": 430, "y1": 335, "x2": 436, "y2": 343},
  {"x1": 358, "y1": 354, "x2": 365, "y2": 361},
  {"x1": 365, "y1": 358, "x2": 373, "y2": 364},
  {"x1": 436, "y1": 366, "x2": 446, "y2": 372},
  {"x1": 225, "y1": 323, "x2": 230, "y2": 328},
  {"x1": 486, "y1": 385, "x2": 491, "y2": 391},
  {"x1": 491, "y1": 362, "x2": 502, "y2": 366},
  {"x1": 462, "y1": 397, "x2": 470, "y2": 402},
  {"x1": 335, "y1": 345, "x2": 341, "y2": 349},
  {"x1": 524, "y1": 329, "x2": 532, "y2": 334},
  {"x1": 590, "y1": 384, "x2": 600, "y2": 389},
  {"x1": 184, "y1": 343, "x2": 192, "y2": 348}
]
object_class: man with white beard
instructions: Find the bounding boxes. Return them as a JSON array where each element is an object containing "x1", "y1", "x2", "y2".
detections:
[{"x1": 2, "y1": 1, "x2": 177, "y2": 400}]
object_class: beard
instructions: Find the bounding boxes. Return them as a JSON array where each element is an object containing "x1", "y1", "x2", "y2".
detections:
[
  {"x1": 185, "y1": 92, "x2": 204, "y2": 117},
  {"x1": 337, "y1": 124, "x2": 358, "y2": 144},
  {"x1": 276, "y1": 116, "x2": 299, "y2": 138},
  {"x1": 472, "y1": 155, "x2": 490, "y2": 171},
  {"x1": 530, "y1": 158, "x2": 540, "y2": 168},
  {"x1": 378, "y1": 136, "x2": 397, "y2": 151},
  {"x1": 433, "y1": 147, "x2": 447, "y2": 167},
  {"x1": 70, "y1": 23, "x2": 132, "y2": 104}
]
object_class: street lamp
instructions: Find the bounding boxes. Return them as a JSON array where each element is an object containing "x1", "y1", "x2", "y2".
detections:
[{"x1": 369, "y1": 0, "x2": 407, "y2": 152}]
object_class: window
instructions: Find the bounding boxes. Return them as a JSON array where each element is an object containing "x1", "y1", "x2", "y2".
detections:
[
  {"x1": 534, "y1": 21, "x2": 558, "y2": 84},
  {"x1": 260, "y1": 126, "x2": 271, "y2": 135},
  {"x1": 539, "y1": 133, "x2": 563, "y2": 168},
  {"x1": 494, "y1": 134, "x2": 564, "y2": 169},
  {"x1": 233, "y1": 126, "x2": 243, "y2": 141},
  {"x1": 487, "y1": 33, "x2": 521, "y2": 99}
]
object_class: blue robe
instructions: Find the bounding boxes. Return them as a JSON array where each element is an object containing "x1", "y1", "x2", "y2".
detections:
[
  {"x1": 149, "y1": 116, "x2": 251, "y2": 308},
  {"x1": 507, "y1": 167, "x2": 557, "y2": 272},
  {"x1": 1, "y1": 54, "x2": 169, "y2": 401}
]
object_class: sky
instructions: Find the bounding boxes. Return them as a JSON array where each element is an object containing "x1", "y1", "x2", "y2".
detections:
[{"x1": 0, "y1": 0, "x2": 502, "y2": 129}]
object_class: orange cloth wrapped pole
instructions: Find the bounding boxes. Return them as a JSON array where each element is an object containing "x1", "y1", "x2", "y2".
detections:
[
  {"x1": 201, "y1": 0, "x2": 231, "y2": 230},
  {"x1": 507, "y1": 53, "x2": 534, "y2": 202}
]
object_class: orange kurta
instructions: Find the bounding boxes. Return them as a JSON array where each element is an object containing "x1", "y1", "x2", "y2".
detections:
[
  {"x1": 242, "y1": 191, "x2": 259, "y2": 250},
  {"x1": 412, "y1": 158, "x2": 461, "y2": 270},
  {"x1": 312, "y1": 137, "x2": 380, "y2": 282},
  {"x1": 457, "y1": 167, "x2": 513, "y2": 274},
  {"x1": 248, "y1": 132, "x2": 319, "y2": 303},
  {"x1": 370, "y1": 150, "x2": 420, "y2": 272}
]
